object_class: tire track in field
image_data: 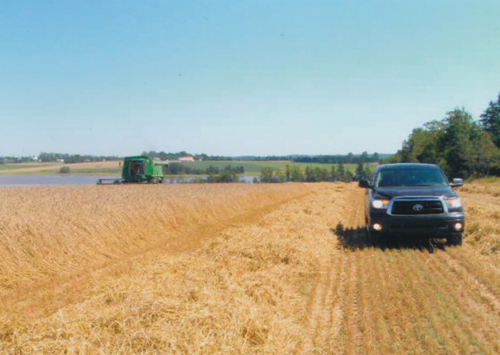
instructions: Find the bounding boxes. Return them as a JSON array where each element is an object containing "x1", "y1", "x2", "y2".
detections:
[
  {"x1": 445, "y1": 247, "x2": 500, "y2": 312},
  {"x1": 302, "y1": 248, "x2": 347, "y2": 354},
  {"x1": 336, "y1": 200, "x2": 365, "y2": 355},
  {"x1": 302, "y1": 187, "x2": 364, "y2": 354},
  {"x1": 426, "y1": 249, "x2": 500, "y2": 353}
]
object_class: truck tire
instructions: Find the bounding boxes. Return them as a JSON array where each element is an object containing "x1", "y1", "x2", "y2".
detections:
[
  {"x1": 447, "y1": 233, "x2": 463, "y2": 246},
  {"x1": 367, "y1": 229, "x2": 382, "y2": 246}
]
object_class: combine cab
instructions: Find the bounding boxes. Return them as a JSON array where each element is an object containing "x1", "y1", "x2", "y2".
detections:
[{"x1": 97, "y1": 156, "x2": 168, "y2": 185}]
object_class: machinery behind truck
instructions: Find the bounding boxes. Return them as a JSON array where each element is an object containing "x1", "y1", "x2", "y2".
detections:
[{"x1": 97, "y1": 156, "x2": 168, "y2": 185}]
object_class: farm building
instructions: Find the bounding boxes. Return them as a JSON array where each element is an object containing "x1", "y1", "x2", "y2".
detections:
[{"x1": 178, "y1": 156, "x2": 195, "y2": 162}]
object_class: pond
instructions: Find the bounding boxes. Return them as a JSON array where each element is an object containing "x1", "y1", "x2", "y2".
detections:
[{"x1": 0, "y1": 175, "x2": 257, "y2": 187}]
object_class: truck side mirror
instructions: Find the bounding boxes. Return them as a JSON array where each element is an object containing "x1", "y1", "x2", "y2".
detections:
[
  {"x1": 450, "y1": 178, "x2": 464, "y2": 187},
  {"x1": 358, "y1": 179, "x2": 371, "y2": 189}
]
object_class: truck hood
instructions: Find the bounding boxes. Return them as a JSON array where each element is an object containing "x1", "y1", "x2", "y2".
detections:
[{"x1": 373, "y1": 186, "x2": 457, "y2": 200}]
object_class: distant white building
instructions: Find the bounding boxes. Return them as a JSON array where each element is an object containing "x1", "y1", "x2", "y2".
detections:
[
  {"x1": 32, "y1": 156, "x2": 39, "y2": 161},
  {"x1": 178, "y1": 156, "x2": 195, "y2": 162}
]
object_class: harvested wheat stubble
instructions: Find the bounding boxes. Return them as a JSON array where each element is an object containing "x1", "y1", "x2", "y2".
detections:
[
  {"x1": 0, "y1": 183, "x2": 309, "y2": 286},
  {"x1": 0, "y1": 183, "x2": 312, "y2": 324},
  {"x1": 2, "y1": 180, "x2": 500, "y2": 354},
  {"x1": 0, "y1": 182, "x2": 345, "y2": 353}
]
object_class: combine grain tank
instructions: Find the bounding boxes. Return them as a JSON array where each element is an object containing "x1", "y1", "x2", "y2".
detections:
[{"x1": 97, "y1": 156, "x2": 168, "y2": 184}]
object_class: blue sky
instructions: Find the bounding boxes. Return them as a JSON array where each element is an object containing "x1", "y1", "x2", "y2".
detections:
[{"x1": 1, "y1": 0, "x2": 499, "y2": 157}]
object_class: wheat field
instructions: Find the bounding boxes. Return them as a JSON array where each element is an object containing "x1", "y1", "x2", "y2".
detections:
[{"x1": 1, "y1": 181, "x2": 500, "y2": 353}]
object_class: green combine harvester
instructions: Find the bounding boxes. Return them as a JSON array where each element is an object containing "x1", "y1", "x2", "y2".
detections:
[{"x1": 97, "y1": 156, "x2": 168, "y2": 185}]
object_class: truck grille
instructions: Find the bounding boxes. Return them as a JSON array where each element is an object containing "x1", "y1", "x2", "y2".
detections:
[{"x1": 391, "y1": 200, "x2": 444, "y2": 215}]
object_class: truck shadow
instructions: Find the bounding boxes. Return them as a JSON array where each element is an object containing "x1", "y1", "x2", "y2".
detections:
[{"x1": 333, "y1": 223, "x2": 447, "y2": 253}]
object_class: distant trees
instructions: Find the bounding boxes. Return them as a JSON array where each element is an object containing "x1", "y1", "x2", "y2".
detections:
[
  {"x1": 36, "y1": 152, "x2": 119, "y2": 163},
  {"x1": 290, "y1": 166, "x2": 304, "y2": 182},
  {"x1": 356, "y1": 162, "x2": 370, "y2": 178},
  {"x1": 59, "y1": 166, "x2": 71, "y2": 174},
  {"x1": 259, "y1": 164, "x2": 358, "y2": 183},
  {"x1": 337, "y1": 163, "x2": 346, "y2": 180},
  {"x1": 260, "y1": 167, "x2": 275, "y2": 183},
  {"x1": 205, "y1": 170, "x2": 239, "y2": 183},
  {"x1": 141, "y1": 151, "x2": 231, "y2": 161},
  {"x1": 165, "y1": 163, "x2": 244, "y2": 176},
  {"x1": 390, "y1": 96, "x2": 500, "y2": 179},
  {"x1": 290, "y1": 152, "x2": 383, "y2": 164}
]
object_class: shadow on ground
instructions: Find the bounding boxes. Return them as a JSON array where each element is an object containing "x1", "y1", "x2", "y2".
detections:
[{"x1": 333, "y1": 223, "x2": 449, "y2": 253}]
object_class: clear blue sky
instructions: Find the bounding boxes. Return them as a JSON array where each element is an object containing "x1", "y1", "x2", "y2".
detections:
[{"x1": 1, "y1": 0, "x2": 499, "y2": 157}]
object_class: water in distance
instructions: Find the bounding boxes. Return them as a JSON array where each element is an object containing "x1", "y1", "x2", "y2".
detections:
[{"x1": 0, "y1": 175, "x2": 257, "y2": 187}]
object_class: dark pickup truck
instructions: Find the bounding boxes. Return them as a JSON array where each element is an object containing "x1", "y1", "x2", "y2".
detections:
[{"x1": 359, "y1": 163, "x2": 465, "y2": 245}]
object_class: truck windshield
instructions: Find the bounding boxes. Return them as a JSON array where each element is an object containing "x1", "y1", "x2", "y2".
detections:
[{"x1": 375, "y1": 168, "x2": 448, "y2": 188}]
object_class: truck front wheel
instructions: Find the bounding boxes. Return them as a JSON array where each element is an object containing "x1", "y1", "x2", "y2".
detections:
[{"x1": 447, "y1": 233, "x2": 463, "y2": 246}]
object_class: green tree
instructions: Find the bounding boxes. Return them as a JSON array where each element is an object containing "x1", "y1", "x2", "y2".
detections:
[
  {"x1": 330, "y1": 164, "x2": 337, "y2": 181},
  {"x1": 360, "y1": 151, "x2": 369, "y2": 163},
  {"x1": 393, "y1": 108, "x2": 500, "y2": 178},
  {"x1": 480, "y1": 94, "x2": 500, "y2": 147},
  {"x1": 285, "y1": 165, "x2": 291, "y2": 182},
  {"x1": 440, "y1": 109, "x2": 477, "y2": 178},
  {"x1": 471, "y1": 130, "x2": 500, "y2": 176},
  {"x1": 59, "y1": 166, "x2": 71, "y2": 174},
  {"x1": 399, "y1": 121, "x2": 446, "y2": 164},
  {"x1": 290, "y1": 166, "x2": 304, "y2": 182},
  {"x1": 356, "y1": 162, "x2": 364, "y2": 174},
  {"x1": 260, "y1": 167, "x2": 275, "y2": 183},
  {"x1": 337, "y1": 163, "x2": 346, "y2": 180},
  {"x1": 304, "y1": 167, "x2": 313, "y2": 182},
  {"x1": 344, "y1": 169, "x2": 354, "y2": 182},
  {"x1": 215, "y1": 170, "x2": 237, "y2": 183},
  {"x1": 276, "y1": 169, "x2": 285, "y2": 183},
  {"x1": 314, "y1": 167, "x2": 329, "y2": 181}
]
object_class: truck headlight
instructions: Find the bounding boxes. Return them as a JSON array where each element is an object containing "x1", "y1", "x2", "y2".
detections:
[
  {"x1": 372, "y1": 199, "x2": 390, "y2": 209},
  {"x1": 446, "y1": 197, "x2": 462, "y2": 210}
]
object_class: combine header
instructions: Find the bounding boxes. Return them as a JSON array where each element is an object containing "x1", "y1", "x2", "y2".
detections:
[{"x1": 97, "y1": 156, "x2": 168, "y2": 185}]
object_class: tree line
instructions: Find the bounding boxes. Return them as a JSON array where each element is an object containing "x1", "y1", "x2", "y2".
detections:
[
  {"x1": 165, "y1": 163, "x2": 244, "y2": 175},
  {"x1": 259, "y1": 163, "x2": 371, "y2": 183},
  {"x1": 290, "y1": 152, "x2": 383, "y2": 164},
  {"x1": 387, "y1": 94, "x2": 500, "y2": 179},
  {"x1": 142, "y1": 151, "x2": 385, "y2": 164},
  {"x1": 141, "y1": 151, "x2": 229, "y2": 161},
  {"x1": 0, "y1": 153, "x2": 120, "y2": 164},
  {"x1": 2, "y1": 151, "x2": 386, "y2": 165}
]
